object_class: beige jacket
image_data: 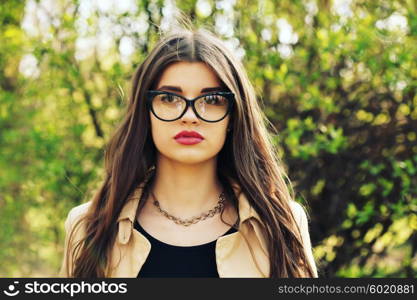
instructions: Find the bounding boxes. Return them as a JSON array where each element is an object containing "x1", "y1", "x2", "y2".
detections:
[{"x1": 59, "y1": 180, "x2": 318, "y2": 277}]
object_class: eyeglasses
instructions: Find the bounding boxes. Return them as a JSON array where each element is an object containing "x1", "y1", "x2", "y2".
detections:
[{"x1": 146, "y1": 90, "x2": 235, "y2": 122}]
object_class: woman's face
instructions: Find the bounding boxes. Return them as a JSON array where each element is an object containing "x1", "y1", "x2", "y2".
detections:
[{"x1": 150, "y1": 61, "x2": 230, "y2": 165}]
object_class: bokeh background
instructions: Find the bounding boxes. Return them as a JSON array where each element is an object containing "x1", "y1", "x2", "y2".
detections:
[{"x1": 0, "y1": 0, "x2": 416, "y2": 277}]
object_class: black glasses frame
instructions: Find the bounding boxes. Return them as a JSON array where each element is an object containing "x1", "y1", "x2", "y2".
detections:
[{"x1": 146, "y1": 90, "x2": 235, "y2": 123}]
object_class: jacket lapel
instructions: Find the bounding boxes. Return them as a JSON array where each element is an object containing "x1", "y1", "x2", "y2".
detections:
[
  {"x1": 107, "y1": 224, "x2": 151, "y2": 277},
  {"x1": 216, "y1": 179, "x2": 270, "y2": 277},
  {"x1": 107, "y1": 183, "x2": 151, "y2": 277}
]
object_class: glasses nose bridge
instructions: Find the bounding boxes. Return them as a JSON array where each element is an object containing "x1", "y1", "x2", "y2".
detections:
[{"x1": 181, "y1": 97, "x2": 199, "y2": 119}]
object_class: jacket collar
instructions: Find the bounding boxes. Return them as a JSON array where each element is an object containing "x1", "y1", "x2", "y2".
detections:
[{"x1": 116, "y1": 178, "x2": 262, "y2": 227}]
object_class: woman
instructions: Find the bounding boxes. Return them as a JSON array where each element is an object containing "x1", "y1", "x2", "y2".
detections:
[{"x1": 59, "y1": 25, "x2": 318, "y2": 278}]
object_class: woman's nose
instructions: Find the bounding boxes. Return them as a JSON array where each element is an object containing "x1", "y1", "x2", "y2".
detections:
[{"x1": 181, "y1": 104, "x2": 200, "y2": 123}]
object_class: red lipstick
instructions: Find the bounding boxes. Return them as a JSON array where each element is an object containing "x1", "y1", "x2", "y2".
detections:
[{"x1": 174, "y1": 130, "x2": 204, "y2": 145}]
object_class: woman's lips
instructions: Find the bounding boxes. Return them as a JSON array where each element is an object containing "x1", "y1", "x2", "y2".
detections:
[{"x1": 175, "y1": 137, "x2": 204, "y2": 145}]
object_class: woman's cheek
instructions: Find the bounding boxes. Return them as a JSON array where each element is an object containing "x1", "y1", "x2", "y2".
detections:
[
  {"x1": 151, "y1": 128, "x2": 171, "y2": 153},
  {"x1": 210, "y1": 129, "x2": 227, "y2": 152}
]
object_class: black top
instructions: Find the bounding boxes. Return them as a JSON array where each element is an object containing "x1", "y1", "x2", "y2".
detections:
[{"x1": 135, "y1": 219, "x2": 238, "y2": 278}]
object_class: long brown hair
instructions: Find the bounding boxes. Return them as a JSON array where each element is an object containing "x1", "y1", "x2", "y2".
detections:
[{"x1": 64, "y1": 21, "x2": 316, "y2": 278}]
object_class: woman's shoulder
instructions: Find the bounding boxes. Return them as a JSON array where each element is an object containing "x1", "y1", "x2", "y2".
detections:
[
  {"x1": 288, "y1": 200, "x2": 309, "y2": 226},
  {"x1": 59, "y1": 201, "x2": 92, "y2": 277},
  {"x1": 64, "y1": 201, "x2": 92, "y2": 230},
  {"x1": 287, "y1": 201, "x2": 312, "y2": 247},
  {"x1": 288, "y1": 200, "x2": 318, "y2": 277}
]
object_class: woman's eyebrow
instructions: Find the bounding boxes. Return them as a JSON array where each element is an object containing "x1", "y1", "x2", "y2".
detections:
[{"x1": 157, "y1": 85, "x2": 224, "y2": 92}]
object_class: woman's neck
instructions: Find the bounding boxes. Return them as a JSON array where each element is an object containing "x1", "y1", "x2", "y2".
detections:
[{"x1": 148, "y1": 156, "x2": 224, "y2": 219}]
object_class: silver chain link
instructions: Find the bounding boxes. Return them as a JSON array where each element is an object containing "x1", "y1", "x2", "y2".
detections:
[{"x1": 151, "y1": 190, "x2": 226, "y2": 226}]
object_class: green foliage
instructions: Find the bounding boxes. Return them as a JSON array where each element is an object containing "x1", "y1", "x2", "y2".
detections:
[{"x1": 0, "y1": 0, "x2": 416, "y2": 277}]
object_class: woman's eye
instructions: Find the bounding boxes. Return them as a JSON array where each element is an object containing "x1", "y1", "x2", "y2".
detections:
[
  {"x1": 204, "y1": 95, "x2": 220, "y2": 104},
  {"x1": 204, "y1": 95, "x2": 226, "y2": 106},
  {"x1": 161, "y1": 94, "x2": 175, "y2": 102}
]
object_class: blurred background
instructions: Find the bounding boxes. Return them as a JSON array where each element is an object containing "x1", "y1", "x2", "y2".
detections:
[{"x1": 0, "y1": 0, "x2": 416, "y2": 277}]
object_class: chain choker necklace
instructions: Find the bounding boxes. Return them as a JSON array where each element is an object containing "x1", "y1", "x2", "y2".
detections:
[{"x1": 151, "y1": 190, "x2": 226, "y2": 227}]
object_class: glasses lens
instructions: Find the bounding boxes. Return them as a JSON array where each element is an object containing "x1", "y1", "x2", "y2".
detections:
[
  {"x1": 195, "y1": 94, "x2": 229, "y2": 121},
  {"x1": 152, "y1": 93, "x2": 186, "y2": 120},
  {"x1": 152, "y1": 93, "x2": 230, "y2": 121}
]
